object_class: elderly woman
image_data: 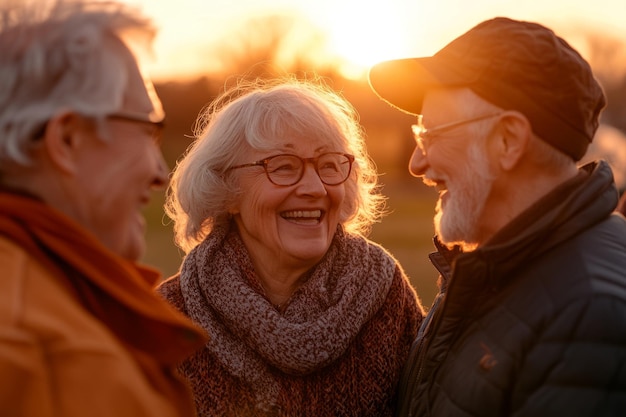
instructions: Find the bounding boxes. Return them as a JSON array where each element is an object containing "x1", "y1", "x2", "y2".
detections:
[{"x1": 157, "y1": 78, "x2": 424, "y2": 417}]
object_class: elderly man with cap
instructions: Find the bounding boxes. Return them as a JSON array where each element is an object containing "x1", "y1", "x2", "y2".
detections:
[
  {"x1": 369, "y1": 17, "x2": 626, "y2": 417},
  {"x1": 0, "y1": 1, "x2": 206, "y2": 416}
]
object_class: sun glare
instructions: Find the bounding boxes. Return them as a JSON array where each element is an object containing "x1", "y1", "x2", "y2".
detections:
[
  {"x1": 124, "y1": 0, "x2": 626, "y2": 82},
  {"x1": 313, "y1": 1, "x2": 418, "y2": 79}
]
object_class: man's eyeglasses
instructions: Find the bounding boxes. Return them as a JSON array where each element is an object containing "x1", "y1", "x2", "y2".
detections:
[
  {"x1": 107, "y1": 112, "x2": 165, "y2": 143},
  {"x1": 229, "y1": 152, "x2": 355, "y2": 186},
  {"x1": 31, "y1": 112, "x2": 165, "y2": 141},
  {"x1": 108, "y1": 112, "x2": 165, "y2": 129},
  {"x1": 411, "y1": 113, "x2": 502, "y2": 155}
]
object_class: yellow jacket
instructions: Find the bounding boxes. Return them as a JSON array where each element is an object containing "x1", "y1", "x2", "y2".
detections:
[{"x1": 0, "y1": 192, "x2": 206, "y2": 417}]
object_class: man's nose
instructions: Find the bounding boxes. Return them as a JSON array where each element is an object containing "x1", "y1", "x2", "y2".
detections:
[
  {"x1": 408, "y1": 146, "x2": 428, "y2": 177},
  {"x1": 152, "y1": 151, "x2": 170, "y2": 190}
]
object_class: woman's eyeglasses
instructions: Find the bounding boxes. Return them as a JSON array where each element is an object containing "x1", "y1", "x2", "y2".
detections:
[{"x1": 229, "y1": 152, "x2": 355, "y2": 186}]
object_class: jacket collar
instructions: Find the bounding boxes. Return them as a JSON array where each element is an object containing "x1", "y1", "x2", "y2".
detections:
[{"x1": 430, "y1": 160, "x2": 618, "y2": 292}]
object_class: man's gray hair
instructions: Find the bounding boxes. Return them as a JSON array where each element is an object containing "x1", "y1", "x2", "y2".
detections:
[{"x1": 0, "y1": 0, "x2": 156, "y2": 165}]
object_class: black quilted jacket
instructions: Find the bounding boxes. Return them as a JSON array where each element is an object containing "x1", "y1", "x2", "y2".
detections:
[{"x1": 397, "y1": 160, "x2": 626, "y2": 417}]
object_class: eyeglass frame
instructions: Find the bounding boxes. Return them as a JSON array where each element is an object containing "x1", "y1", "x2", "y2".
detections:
[
  {"x1": 107, "y1": 112, "x2": 165, "y2": 143},
  {"x1": 228, "y1": 152, "x2": 355, "y2": 186},
  {"x1": 411, "y1": 112, "x2": 503, "y2": 155},
  {"x1": 108, "y1": 112, "x2": 165, "y2": 129},
  {"x1": 31, "y1": 111, "x2": 165, "y2": 141}
]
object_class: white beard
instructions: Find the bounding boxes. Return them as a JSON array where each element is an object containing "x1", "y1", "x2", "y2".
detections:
[{"x1": 434, "y1": 141, "x2": 495, "y2": 251}]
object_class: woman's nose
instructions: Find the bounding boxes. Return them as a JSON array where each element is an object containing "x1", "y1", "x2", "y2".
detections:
[{"x1": 297, "y1": 163, "x2": 327, "y2": 196}]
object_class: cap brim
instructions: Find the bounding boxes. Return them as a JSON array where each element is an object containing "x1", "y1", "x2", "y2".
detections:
[{"x1": 368, "y1": 56, "x2": 466, "y2": 115}]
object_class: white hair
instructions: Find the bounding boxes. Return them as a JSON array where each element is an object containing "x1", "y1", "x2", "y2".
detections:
[
  {"x1": 0, "y1": 0, "x2": 156, "y2": 165},
  {"x1": 166, "y1": 77, "x2": 386, "y2": 253}
]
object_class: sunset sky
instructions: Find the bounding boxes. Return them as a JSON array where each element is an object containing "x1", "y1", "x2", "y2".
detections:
[
  {"x1": 120, "y1": 0, "x2": 626, "y2": 81},
  {"x1": 111, "y1": 0, "x2": 626, "y2": 282}
]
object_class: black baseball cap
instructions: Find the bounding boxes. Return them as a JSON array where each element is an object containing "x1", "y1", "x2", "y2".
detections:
[{"x1": 368, "y1": 17, "x2": 606, "y2": 161}]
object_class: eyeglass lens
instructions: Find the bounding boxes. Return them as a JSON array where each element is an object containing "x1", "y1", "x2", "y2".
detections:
[{"x1": 266, "y1": 153, "x2": 352, "y2": 186}]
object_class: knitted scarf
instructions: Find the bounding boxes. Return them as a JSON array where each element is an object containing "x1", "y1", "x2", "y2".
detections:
[
  {"x1": 0, "y1": 190, "x2": 206, "y2": 416},
  {"x1": 179, "y1": 223, "x2": 398, "y2": 410}
]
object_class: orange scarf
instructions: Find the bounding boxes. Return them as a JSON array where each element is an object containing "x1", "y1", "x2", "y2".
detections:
[{"x1": 0, "y1": 190, "x2": 206, "y2": 416}]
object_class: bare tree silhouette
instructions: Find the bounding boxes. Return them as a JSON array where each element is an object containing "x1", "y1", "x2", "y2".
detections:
[
  {"x1": 147, "y1": 18, "x2": 626, "y2": 305},
  {"x1": 211, "y1": 13, "x2": 339, "y2": 81}
]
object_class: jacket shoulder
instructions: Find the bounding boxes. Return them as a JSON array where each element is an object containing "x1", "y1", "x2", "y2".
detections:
[
  {"x1": 569, "y1": 212, "x2": 626, "y2": 299},
  {"x1": 0, "y1": 236, "x2": 55, "y2": 328}
]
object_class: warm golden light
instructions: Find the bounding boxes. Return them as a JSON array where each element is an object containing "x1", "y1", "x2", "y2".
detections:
[
  {"x1": 114, "y1": 0, "x2": 626, "y2": 302},
  {"x1": 123, "y1": 0, "x2": 626, "y2": 82},
  {"x1": 310, "y1": 0, "x2": 419, "y2": 79}
]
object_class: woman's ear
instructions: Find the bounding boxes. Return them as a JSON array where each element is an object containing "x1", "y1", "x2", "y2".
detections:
[
  {"x1": 41, "y1": 111, "x2": 85, "y2": 175},
  {"x1": 493, "y1": 111, "x2": 533, "y2": 171}
]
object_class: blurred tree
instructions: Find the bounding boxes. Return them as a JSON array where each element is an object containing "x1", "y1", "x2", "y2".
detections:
[
  {"x1": 154, "y1": 77, "x2": 219, "y2": 167},
  {"x1": 210, "y1": 13, "x2": 339, "y2": 81},
  {"x1": 587, "y1": 32, "x2": 626, "y2": 133},
  {"x1": 147, "y1": 16, "x2": 626, "y2": 305}
]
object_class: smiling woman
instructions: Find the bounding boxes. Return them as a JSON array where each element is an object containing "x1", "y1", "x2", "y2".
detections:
[{"x1": 155, "y1": 76, "x2": 424, "y2": 416}]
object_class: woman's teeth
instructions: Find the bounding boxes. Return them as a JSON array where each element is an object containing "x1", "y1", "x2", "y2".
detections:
[{"x1": 281, "y1": 210, "x2": 322, "y2": 223}]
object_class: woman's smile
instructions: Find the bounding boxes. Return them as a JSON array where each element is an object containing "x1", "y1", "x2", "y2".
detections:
[{"x1": 280, "y1": 209, "x2": 324, "y2": 225}]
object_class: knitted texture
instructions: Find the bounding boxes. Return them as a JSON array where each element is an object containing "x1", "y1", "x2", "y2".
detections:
[{"x1": 158, "y1": 223, "x2": 423, "y2": 417}]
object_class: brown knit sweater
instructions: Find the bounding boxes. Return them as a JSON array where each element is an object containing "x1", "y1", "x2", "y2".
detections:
[{"x1": 158, "y1": 224, "x2": 423, "y2": 417}]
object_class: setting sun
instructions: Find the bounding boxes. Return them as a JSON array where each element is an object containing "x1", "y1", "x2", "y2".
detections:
[
  {"x1": 308, "y1": 0, "x2": 419, "y2": 79},
  {"x1": 113, "y1": 0, "x2": 626, "y2": 305},
  {"x1": 122, "y1": 0, "x2": 626, "y2": 82}
]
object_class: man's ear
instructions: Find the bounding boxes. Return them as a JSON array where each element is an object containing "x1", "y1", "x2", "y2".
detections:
[
  {"x1": 41, "y1": 112, "x2": 86, "y2": 175},
  {"x1": 493, "y1": 111, "x2": 533, "y2": 171}
]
